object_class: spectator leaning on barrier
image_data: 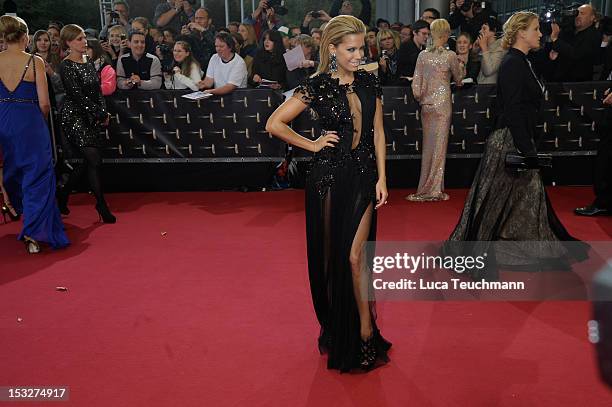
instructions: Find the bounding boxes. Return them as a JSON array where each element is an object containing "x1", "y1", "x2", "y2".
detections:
[
  {"x1": 163, "y1": 40, "x2": 202, "y2": 91},
  {"x1": 155, "y1": 0, "x2": 192, "y2": 34},
  {"x1": 251, "y1": 29, "x2": 288, "y2": 90},
  {"x1": 286, "y1": 34, "x2": 318, "y2": 89},
  {"x1": 377, "y1": 28, "x2": 401, "y2": 85},
  {"x1": 397, "y1": 19, "x2": 429, "y2": 78},
  {"x1": 116, "y1": 30, "x2": 162, "y2": 90},
  {"x1": 329, "y1": 0, "x2": 372, "y2": 26},
  {"x1": 455, "y1": 32, "x2": 481, "y2": 82},
  {"x1": 100, "y1": 0, "x2": 130, "y2": 40},
  {"x1": 474, "y1": 20, "x2": 505, "y2": 84},
  {"x1": 549, "y1": 4, "x2": 602, "y2": 82},
  {"x1": 197, "y1": 32, "x2": 248, "y2": 95},
  {"x1": 179, "y1": 7, "x2": 216, "y2": 73}
]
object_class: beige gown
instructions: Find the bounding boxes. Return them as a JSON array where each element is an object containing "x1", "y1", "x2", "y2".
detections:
[{"x1": 407, "y1": 47, "x2": 464, "y2": 201}]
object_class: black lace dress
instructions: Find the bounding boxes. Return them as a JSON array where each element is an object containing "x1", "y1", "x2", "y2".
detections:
[
  {"x1": 293, "y1": 70, "x2": 391, "y2": 372},
  {"x1": 445, "y1": 48, "x2": 587, "y2": 279}
]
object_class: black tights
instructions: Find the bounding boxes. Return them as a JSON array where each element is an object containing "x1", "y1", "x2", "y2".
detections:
[{"x1": 64, "y1": 147, "x2": 106, "y2": 205}]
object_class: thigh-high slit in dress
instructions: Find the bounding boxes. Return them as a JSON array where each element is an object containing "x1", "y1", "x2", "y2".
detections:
[{"x1": 293, "y1": 71, "x2": 391, "y2": 372}]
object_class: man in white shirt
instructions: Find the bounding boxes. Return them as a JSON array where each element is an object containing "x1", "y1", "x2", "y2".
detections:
[{"x1": 197, "y1": 32, "x2": 247, "y2": 95}]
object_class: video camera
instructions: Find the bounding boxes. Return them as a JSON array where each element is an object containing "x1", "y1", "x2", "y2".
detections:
[{"x1": 539, "y1": 2, "x2": 580, "y2": 36}]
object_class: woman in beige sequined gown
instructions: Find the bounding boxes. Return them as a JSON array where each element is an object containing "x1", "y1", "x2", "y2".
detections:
[{"x1": 407, "y1": 19, "x2": 464, "y2": 201}]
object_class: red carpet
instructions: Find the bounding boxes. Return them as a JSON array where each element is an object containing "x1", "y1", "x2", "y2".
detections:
[{"x1": 1, "y1": 187, "x2": 611, "y2": 406}]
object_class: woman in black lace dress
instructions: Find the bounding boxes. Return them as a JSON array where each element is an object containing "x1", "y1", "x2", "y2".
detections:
[
  {"x1": 266, "y1": 15, "x2": 391, "y2": 372},
  {"x1": 57, "y1": 24, "x2": 116, "y2": 223},
  {"x1": 447, "y1": 12, "x2": 586, "y2": 275}
]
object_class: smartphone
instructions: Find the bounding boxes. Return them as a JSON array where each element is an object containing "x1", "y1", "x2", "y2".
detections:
[{"x1": 120, "y1": 34, "x2": 126, "y2": 41}]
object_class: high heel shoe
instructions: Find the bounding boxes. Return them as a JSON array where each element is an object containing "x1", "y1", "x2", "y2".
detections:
[
  {"x1": 1, "y1": 203, "x2": 20, "y2": 222},
  {"x1": 23, "y1": 236, "x2": 41, "y2": 254},
  {"x1": 95, "y1": 202, "x2": 116, "y2": 224},
  {"x1": 358, "y1": 335, "x2": 377, "y2": 371}
]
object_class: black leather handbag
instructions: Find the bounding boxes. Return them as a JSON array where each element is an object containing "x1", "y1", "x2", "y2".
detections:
[{"x1": 505, "y1": 152, "x2": 552, "y2": 170}]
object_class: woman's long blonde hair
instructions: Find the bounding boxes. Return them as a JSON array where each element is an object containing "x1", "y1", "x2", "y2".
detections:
[
  {"x1": 315, "y1": 15, "x2": 366, "y2": 75},
  {"x1": 501, "y1": 11, "x2": 538, "y2": 49}
]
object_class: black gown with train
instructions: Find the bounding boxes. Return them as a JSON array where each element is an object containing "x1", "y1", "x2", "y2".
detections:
[
  {"x1": 293, "y1": 70, "x2": 391, "y2": 372},
  {"x1": 446, "y1": 47, "x2": 587, "y2": 278}
]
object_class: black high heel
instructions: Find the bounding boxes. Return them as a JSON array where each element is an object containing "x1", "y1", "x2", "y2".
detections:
[
  {"x1": 358, "y1": 335, "x2": 377, "y2": 371},
  {"x1": 1, "y1": 203, "x2": 20, "y2": 222},
  {"x1": 24, "y1": 236, "x2": 41, "y2": 254},
  {"x1": 95, "y1": 202, "x2": 116, "y2": 224}
]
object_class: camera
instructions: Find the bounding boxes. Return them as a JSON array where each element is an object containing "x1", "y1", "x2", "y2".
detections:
[
  {"x1": 310, "y1": 11, "x2": 321, "y2": 18},
  {"x1": 265, "y1": 0, "x2": 288, "y2": 15},
  {"x1": 158, "y1": 43, "x2": 171, "y2": 54},
  {"x1": 539, "y1": 2, "x2": 578, "y2": 36}
]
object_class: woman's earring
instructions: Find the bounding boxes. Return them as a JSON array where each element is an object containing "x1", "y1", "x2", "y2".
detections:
[{"x1": 329, "y1": 53, "x2": 338, "y2": 73}]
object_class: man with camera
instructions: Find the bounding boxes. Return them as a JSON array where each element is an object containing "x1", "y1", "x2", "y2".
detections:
[
  {"x1": 549, "y1": 4, "x2": 602, "y2": 82},
  {"x1": 155, "y1": 0, "x2": 193, "y2": 34},
  {"x1": 179, "y1": 7, "x2": 216, "y2": 73},
  {"x1": 117, "y1": 30, "x2": 163, "y2": 91},
  {"x1": 329, "y1": 0, "x2": 372, "y2": 26},
  {"x1": 245, "y1": 0, "x2": 285, "y2": 39},
  {"x1": 100, "y1": 0, "x2": 130, "y2": 41},
  {"x1": 449, "y1": 0, "x2": 496, "y2": 42},
  {"x1": 300, "y1": 10, "x2": 331, "y2": 35}
]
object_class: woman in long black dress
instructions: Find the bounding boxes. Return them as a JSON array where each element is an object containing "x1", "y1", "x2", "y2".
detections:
[
  {"x1": 57, "y1": 24, "x2": 115, "y2": 223},
  {"x1": 266, "y1": 15, "x2": 391, "y2": 372},
  {"x1": 447, "y1": 12, "x2": 585, "y2": 273}
]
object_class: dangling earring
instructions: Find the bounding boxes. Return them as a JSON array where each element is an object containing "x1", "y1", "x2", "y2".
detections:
[{"x1": 329, "y1": 53, "x2": 338, "y2": 73}]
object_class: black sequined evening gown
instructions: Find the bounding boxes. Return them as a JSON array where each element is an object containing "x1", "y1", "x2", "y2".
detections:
[{"x1": 292, "y1": 71, "x2": 391, "y2": 372}]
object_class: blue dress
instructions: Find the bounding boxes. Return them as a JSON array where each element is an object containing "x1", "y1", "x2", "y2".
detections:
[{"x1": 0, "y1": 55, "x2": 69, "y2": 249}]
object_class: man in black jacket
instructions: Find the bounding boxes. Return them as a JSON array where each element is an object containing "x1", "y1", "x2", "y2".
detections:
[
  {"x1": 396, "y1": 19, "x2": 430, "y2": 80},
  {"x1": 179, "y1": 8, "x2": 216, "y2": 73},
  {"x1": 549, "y1": 4, "x2": 602, "y2": 82}
]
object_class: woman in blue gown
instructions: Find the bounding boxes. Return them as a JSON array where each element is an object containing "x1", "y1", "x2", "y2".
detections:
[{"x1": 0, "y1": 15, "x2": 69, "y2": 253}]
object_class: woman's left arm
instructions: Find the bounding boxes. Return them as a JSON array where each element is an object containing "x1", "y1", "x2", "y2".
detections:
[{"x1": 373, "y1": 97, "x2": 388, "y2": 209}]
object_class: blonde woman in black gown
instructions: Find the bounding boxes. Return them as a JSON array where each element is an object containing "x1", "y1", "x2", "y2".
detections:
[
  {"x1": 447, "y1": 12, "x2": 586, "y2": 275},
  {"x1": 266, "y1": 15, "x2": 391, "y2": 372}
]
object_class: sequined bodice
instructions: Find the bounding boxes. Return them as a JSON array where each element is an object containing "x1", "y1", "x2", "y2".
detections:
[{"x1": 293, "y1": 71, "x2": 382, "y2": 197}]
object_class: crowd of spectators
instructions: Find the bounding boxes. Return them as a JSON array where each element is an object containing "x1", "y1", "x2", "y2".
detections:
[{"x1": 6, "y1": 0, "x2": 610, "y2": 102}]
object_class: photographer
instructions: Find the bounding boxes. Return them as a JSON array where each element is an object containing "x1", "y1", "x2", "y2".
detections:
[
  {"x1": 549, "y1": 4, "x2": 602, "y2": 82},
  {"x1": 245, "y1": 0, "x2": 284, "y2": 39},
  {"x1": 155, "y1": 0, "x2": 192, "y2": 33},
  {"x1": 329, "y1": 0, "x2": 372, "y2": 26},
  {"x1": 100, "y1": 0, "x2": 130, "y2": 41},
  {"x1": 155, "y1": 28, "x2": 177, "y2": 74},
  {"x1": 377, "y1": 28, "x2": 401, "y2": 85},
  {"x1": 300, "y1": 10, "x2": 331, "y2": 35},
  {"x1": 101, "y1": 24, "x2": 128, "y2": 69},
  {"x1": 179, "y1": 7, "x2": 216, "y2": 73},
  {"x1": 449, "y1": 0, "x2": 497, "y2": 42},
  {"x1": 117, "y1": 30, "x2": 162, "y2": 90}
]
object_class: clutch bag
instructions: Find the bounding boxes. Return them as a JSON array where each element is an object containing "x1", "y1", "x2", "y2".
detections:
[{"x1": 505, "y1": 152, "x2": 552, "y2": 170}]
